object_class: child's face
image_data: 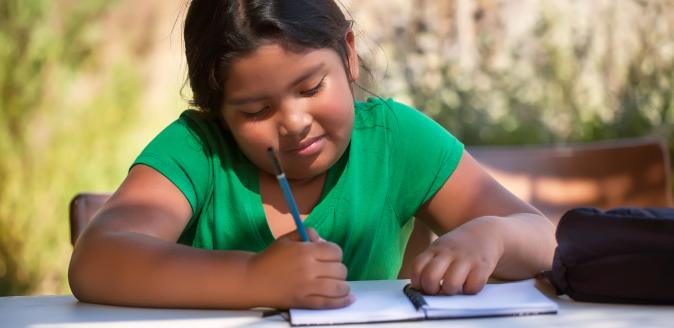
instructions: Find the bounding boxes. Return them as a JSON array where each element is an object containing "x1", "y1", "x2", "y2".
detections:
[{"x1": 221, "y1": 40, "x2": 359, "y2": 180}]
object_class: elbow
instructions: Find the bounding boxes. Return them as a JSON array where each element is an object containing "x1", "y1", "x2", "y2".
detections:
[
  {"x1": 68, "y1": 230, "x2": 106, "y2": 303},
  {"x1": 68, "y1": 265, "x2": 86, "y2": 302},
  {"x1": 68, "y1": 243, "x2": 94, "y2": 302}
]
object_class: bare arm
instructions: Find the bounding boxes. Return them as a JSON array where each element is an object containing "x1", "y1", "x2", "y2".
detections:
[
  {"x1": 68, "y1": 165, "x2": 350, "y2": 309},
  {"x1": 411, "y1": 152, "x2": 556, "y2": 294},
  {"x1": 68, "y1": 165, "x2": 256, "y2": 308}
]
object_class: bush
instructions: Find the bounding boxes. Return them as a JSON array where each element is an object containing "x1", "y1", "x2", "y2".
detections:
[{"x1": 0, "y1": 0, "x2": 144, "y2": 295}]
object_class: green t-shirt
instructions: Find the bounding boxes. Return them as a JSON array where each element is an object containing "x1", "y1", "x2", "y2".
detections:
[{"x1": 132, "y1": 97, "x2": 464, "y2": 280}]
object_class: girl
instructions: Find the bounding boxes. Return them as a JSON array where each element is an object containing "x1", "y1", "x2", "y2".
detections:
[{"x1": 68, "y1": 0, "x2": 556, "y2": 310}]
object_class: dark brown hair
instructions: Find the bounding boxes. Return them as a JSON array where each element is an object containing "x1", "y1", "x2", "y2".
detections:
[{"x1": 184, "y1": 0, "x2": 354, "y2": 113}]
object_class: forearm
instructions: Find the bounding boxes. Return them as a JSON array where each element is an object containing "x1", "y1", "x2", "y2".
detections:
[
  {"x1": 69, "y1": 229, "x2": 258, "y2": 309},
  {"x1": 488, "y1": 213, "x2": 557, "y2": 279}
]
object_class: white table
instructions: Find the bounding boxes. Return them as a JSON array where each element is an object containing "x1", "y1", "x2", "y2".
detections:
[{"x1": 2, "y1": 280, "x2": 673, "y2": 328}]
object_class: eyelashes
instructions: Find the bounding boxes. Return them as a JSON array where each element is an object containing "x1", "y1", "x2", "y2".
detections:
[
  {"x1": 245, "y1": 105, "x2": 271, "y2": 118},
  {"x1": 300, "y1": 75, "x2": 326, "y2": 97}
]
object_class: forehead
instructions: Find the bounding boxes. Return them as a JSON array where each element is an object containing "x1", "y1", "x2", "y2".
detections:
[{"x1": 224, "y1": 44, "x2": 342, "y2": 95}]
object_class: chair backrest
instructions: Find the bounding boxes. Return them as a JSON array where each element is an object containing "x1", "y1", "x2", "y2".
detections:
[
  {"x1": 399, "y1": 138, "x2": 673, "y2": 277},
  {"x1": 471, "y1": 138, "x2": 673, "y2": 221},
  {"x1": 69, "y1": 193, "x2": 111, "y2": 245}
]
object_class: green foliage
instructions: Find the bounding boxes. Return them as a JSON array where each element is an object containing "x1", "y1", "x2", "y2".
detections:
[
  {"x1": 363, "y1": 1, "x2": 674, "y2": 149},
  {"x1": 0, "y1": 0, "x2": 144, "y2": 295}
]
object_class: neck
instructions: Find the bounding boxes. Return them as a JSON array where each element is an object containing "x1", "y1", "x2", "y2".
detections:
[{"x1": 261, "y1": 170, "x2": 325, "y2": 187}]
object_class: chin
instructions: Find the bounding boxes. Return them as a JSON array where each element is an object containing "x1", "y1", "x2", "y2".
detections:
[
  {"x1": 284, "y1": 151, "x2": 337, "y2": 180},
  {"x1": 285, "y1": 162, "x2": 330, "y2": 180}
]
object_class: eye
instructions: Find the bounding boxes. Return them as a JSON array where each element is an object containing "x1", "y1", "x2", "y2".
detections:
[
  {"x1": 300, "y1": 76, "x2": 326, "y2": 97},
  {"x1": 244, "y1": 105, "x2": 271, "y2": 118}
]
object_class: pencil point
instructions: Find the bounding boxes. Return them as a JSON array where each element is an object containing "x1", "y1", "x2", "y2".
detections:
[{"x1": 267, "y1": 147, "x2": 283, "y2": 175}]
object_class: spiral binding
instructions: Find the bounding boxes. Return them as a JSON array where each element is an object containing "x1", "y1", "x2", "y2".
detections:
[{"x1": 403, "y1": 284, "x2": 428, "y2": 310}]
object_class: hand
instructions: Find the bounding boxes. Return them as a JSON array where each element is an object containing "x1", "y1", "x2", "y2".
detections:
[
  {"x1": 410, "y1": 217, "x2": 504, "y2": 295},
  {"x1": 246, "y1": 228, "x2": 353, "y2": 309}
]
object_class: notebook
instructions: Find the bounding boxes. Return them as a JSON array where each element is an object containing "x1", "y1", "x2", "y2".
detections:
[{"x1": 289, "y1": 279, "x2": 558, "y2": 326}]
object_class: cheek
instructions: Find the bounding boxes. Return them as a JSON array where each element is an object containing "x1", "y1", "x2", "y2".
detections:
[
  {"x1": 225, "y1": 115, "x2": 274, "y2": 149},
  {"x1": 334, "y1": 108, "x2": 355, "y2": 138},
  {"x1": 235, "y1": 125, "x2": 273, "y2": 149},
  {"x1": 316, "y1": 82, "x2": 355, "y2": 135},
  {"x1": 326, "y1": 104, "x2": 354, "y2": 137},
  {"x1": 229, "y1": 123, "x2": 277, "y2": 173}
]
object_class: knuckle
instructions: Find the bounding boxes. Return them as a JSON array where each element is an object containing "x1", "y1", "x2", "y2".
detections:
[
  {"x1": 338, "y1": 264, "x2": 348, "y2": 279},
  {"x1": 329, "y1": 282, "x2": 342, "y2": 296},
  {"x1": 335, "y1": 298, "x2": 352, "y2": 309},
  {"x1": 312, "y1": 299, "x2": 326, "y2": 309},
  {"x1": 314, "y1": 280, "x2": 331, "y2": 294},
  {"x1": 476, "y1": 256, "x2": 492, "y2": 268},
  {"x1": 421, "y1": 275, "x2": 439, "y2": 294},
  {"x1": 299, "y1": 294, "x2": 320, "y2": 309},
  {"x1": 411, "y1": 256, "x2": 429, "y2": 276},
  {"x1": 323, "y1": 296, "x2": 351, "y2": 309},
  {"x1": 296, "y1": 257, "x2": 317, "y2": 273},
  {"x1": 336, "y1": 281, "x2": 350, "y2": 296},
  {"x1": 441, "y1": 280, "x2": 462, "y2": 295},
  {"x1": 303, "y1": 298, "x2": 321, "y2": 309},
  {"x1": 411, "y1": 259, "x2": 424, "y2": 274},
  {"x1": 295, "y1": 243, "x2": 310, "y2": 255},
  {"x1": 290, "y1": 294, "x2": 304, "y2": 308},
  {"x1": 463, "y1": 280, "x2": 485, "y2": 294},
  {"x1": 324, "y1": 242, "x2": 342, "y2": 257},
  {"x1": 333, "y1": 245, "x2": 343, "y2": 259}
]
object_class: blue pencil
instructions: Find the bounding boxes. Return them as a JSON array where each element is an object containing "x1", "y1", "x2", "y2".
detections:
[{"x1": 266, "y1": 147, "x2": 310, "y2": 242}]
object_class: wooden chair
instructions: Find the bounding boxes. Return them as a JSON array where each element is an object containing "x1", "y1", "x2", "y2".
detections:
[
  {"x1": 69, "y1": 193, "x2": 110, "y2": 245},
  {"x1": 399, "y1": 138, "x2": 673, "y2": 278}
]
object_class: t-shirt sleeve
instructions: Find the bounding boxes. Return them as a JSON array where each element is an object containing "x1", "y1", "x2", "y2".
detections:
[
  {"x1": 130, "y1": 113, "x2": 213, "y2": 215},
  {"x1": 384, "y1": 98, "x2": 464, "y2": 223}
]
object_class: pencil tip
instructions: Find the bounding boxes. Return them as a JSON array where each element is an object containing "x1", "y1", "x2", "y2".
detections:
[{"x1": 267, "y1": 147, "x2": 283, "y2": 174}]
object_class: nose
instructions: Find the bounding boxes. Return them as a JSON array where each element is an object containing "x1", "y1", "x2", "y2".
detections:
[{"x1": 278, "y1": 103, "x2": 312, "y2": 137}]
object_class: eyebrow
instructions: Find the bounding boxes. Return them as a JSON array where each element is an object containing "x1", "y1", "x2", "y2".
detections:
[{"x1": 227, "y1": 62, "x2": 325, "y2": 106}]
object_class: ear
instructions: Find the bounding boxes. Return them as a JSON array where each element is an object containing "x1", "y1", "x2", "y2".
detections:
[{"x1": 345, "y1": 29, "x2": 360, "y2": 82}]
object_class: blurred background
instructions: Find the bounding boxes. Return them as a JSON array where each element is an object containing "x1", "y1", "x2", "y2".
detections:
[{"x1": 1, "y1": 0, "x2": 672, "y2": 296}]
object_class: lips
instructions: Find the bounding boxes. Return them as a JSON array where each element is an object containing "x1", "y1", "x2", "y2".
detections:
[{"x1": 283, "y1": 135, "x2": 326, "y2": 153}]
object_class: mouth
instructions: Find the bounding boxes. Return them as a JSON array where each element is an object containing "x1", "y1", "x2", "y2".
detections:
[{"x1": 283, "y1": 135, "x2": 326, "y2": 155}]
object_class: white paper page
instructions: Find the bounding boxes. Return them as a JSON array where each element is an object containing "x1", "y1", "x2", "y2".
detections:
[
  {"x1": 422, "y1": 279, "x2": 558, "y2": 318},
  {"x1": 289, "y1": 280, "x2": 423, "y2": 326}
]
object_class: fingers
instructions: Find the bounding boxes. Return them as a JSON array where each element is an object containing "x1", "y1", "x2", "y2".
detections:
[
  {"x1": 412, "y1": 252, "x2": 491, "y2": 295},
  {"x1": 301, "y1": 279, "x2": 354, "y2": 309},
  {"x1": 410, "y1": 251, "x2": 433, "y2": 289},
  {"x1": 311, "y1": 241, "x2": 343, "y2": 262},
  {"x1": 463, "y1": 267, "x2": 489, "y2": 294},
  {"x1": 418, "y1": 254, "x2": 451, "y2": 295},
  {"x1": 301, "y1": 293, "x2": 355, "y2": 309},
  {"x1": 440, "y1": 261, "x2": 471, "y2": 295},
  {"x1": 283, "y1": 227, "x2": 320, "y2": 242},
  {"x1": 308, "y1": 278, "x2": 351, "y2": 298},
  {"x1": 316, "y1": 262, "x2": 348, "y2": 280},
  {"x1": 306, "y1": 228, "x2": 321, "y2": 242}
]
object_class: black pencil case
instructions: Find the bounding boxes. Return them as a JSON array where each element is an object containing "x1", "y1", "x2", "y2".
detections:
[{"x1": 545, "y1": 207, "x2": 674, "y2": 304}]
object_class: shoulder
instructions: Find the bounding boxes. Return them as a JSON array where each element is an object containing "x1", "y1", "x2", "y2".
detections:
[
  {"x1": 132, "y1": 110, "x2": 231, "y2": 217},
  {"x1": 354, "y1": 97, "x2": 450, "y2": 138},
  {"x1": 169, "y1": 110, "x2": 221, "y2": 145},
  {"x1": 148, "y1": 109, "x2": 235, "y2": 157}
]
